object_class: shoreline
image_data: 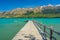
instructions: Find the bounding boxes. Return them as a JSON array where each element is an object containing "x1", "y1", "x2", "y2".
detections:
[{"x1": 0, "y1": 17, "x2": 60, "y2": 19}]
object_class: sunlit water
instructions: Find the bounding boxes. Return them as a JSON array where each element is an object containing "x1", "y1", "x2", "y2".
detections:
[{"x1": 0, "y1": 18, "x2": 60, "y2": 40}]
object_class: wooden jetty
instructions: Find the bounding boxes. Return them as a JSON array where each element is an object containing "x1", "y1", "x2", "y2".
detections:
[{"x1": 12, "y1": 20, "x2": 43, "y2": 40}]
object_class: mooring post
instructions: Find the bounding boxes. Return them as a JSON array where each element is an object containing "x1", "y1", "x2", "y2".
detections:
[{"x1": 50, "y1": 26, "x2": 53, "y2": 40}]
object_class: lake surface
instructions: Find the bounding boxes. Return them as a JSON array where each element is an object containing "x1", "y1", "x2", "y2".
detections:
[{"x1": 0, "y1": 18, "x2": 60, "y2": 40}]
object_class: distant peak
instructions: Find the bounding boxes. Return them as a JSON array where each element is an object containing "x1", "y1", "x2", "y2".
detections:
[{"x1": 48, "y1": 4, "x2": 53, "y2": 6}]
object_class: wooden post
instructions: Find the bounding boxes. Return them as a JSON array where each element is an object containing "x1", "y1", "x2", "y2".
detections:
[
  {"x1": 44, "y1": 25, "x2": 46, "y2": 38},
  {"x1": 50, "y1": 26, "x2": 53, "y2": 40},
  {"x1": 44, "y1": 26, "x2": 46, "y2": 34}
]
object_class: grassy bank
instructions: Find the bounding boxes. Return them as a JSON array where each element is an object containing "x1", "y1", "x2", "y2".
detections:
[{"x1": 0, "y1": 13, "x2": 60, "y2": 18}]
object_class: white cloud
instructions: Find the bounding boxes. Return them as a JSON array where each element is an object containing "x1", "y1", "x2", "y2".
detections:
[{"x1": 56, "y1": 4, "x2": 60, "y2": 6}]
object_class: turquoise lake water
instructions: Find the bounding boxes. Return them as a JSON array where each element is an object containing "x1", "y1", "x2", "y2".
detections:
[{"x1": 0, "y1": 18, "x2": 60, "y2": 40}]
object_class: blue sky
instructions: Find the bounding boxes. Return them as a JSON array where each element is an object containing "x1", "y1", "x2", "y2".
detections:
[{"x1": 0, "y1": 0, "x2": 60, "y2": 12}]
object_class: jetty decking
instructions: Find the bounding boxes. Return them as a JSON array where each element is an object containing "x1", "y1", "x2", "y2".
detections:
[{"x1": 12, "y1": 20, "x2": 43, "y2": 40}]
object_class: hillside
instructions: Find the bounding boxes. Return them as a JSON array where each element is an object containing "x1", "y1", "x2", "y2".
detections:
[{"x1": 0, "y1": 5, "x2": 60, "y2": 18}]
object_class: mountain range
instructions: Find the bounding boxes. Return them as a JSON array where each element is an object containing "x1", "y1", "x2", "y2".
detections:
[{"x1": 0, "y1": 4, "x2": 60, "y2": 18}]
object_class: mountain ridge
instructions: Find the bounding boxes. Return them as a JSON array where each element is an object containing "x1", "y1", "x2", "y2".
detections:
[{"x1": 0, "y1": 4, "x2": 60, "y2": 18}]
